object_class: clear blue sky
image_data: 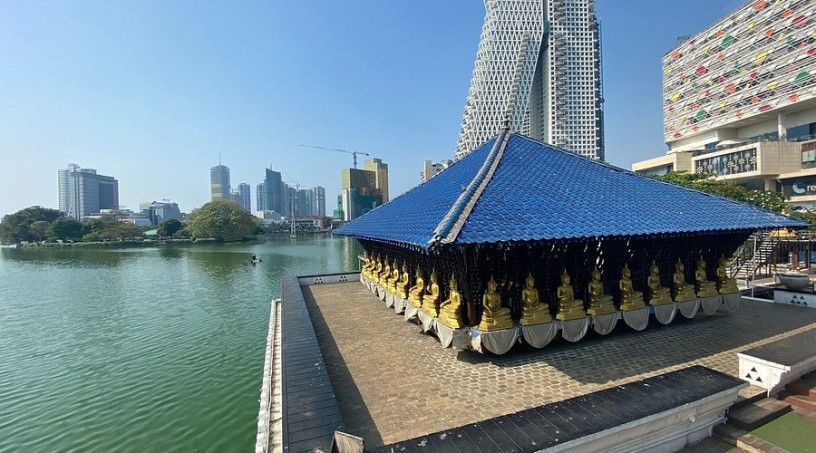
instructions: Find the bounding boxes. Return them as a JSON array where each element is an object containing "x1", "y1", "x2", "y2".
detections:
[{"x1": 0, "y1": 0, "x2": 746, "y2": 216}]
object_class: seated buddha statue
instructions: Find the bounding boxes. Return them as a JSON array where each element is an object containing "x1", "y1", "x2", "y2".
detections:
[
  {"x1": 556, "y1": 269, "x2": 586, "y2": 321},
  {"x1": 396, "y1": 263, "x2": 411, "y2": 300},
  {"x1": 587, "y1": 268, "x2": 616, "y2": 316},
  {"x1": 366, "y1": 252, "x2": 375, "y2": 276},
  {"x1": 407, "y1": 267, "x2": 425, "y2": 308},
  {"x1": 387, "y1": 259, "x2": 400, "y2": 293},
  {"x1": 646, "y1": 261, "x2": 672, "y2": 306},
  {"x1": 361, "y1": 252, "x2": 372, "y2": 279},
  {"x1": 672, "y1": 260, "x2": 696, "y2": 302},
  {"x1": 478, "y1": 276, "x2": 514, "y2": 330},
  {"x1": 372, "y1": 255, "x2": 383, "y2": 283},
  {"x1": 380, "y1": 257, "x2": 391, "y2": 286},
  {"x1": 520, "y1": 272, "x2": 552, "y2": 325},
  {"x1": 716, "y1": 255, "x2": 739, "y2": 294},
  {"x1": 438, "y1": 276, "x2": 465, "y2": 329},
  {"x1": 695, "y1": 258, "x2": 718, "y2": 298},
  {"x1": 421, "y1": 270, "x2": 441, "y2": 317},
  {"x1": 619, "y1": 264, "x2": 645, "y2": 311}
]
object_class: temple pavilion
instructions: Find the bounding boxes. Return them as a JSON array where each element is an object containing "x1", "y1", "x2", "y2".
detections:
[{"x1": 335, "y1": 130, "x2": 807, "y2": 354}]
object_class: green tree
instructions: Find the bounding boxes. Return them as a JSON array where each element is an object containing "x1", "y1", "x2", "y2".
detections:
[
  {"x1": 98, "y1": 222, "x2": 145, "y2": 241},
  {"x1": 82, "y1": 215, "x2": 119, "y2": 235},
  {"x1": 29, "y1": 221, "x2": 50, "y2": 242},
  {"x1": 157, "y1": 218, "x2": 183, "y2": 238},
  {"x1": 187, "y1": 200, "x2": 260, "y2": 242},
  {"x1": 47, "y1": 218, "x2": 83, "y2": 242},
  {"x1": 0, "y1": 206, "x2": 63, "y2": 244},
  {"x1": 656, "y1": 172, "x2": 788, "y2": 213}
]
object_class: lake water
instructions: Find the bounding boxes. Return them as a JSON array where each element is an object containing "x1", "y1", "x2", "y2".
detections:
[{"x1": 0, "y1": 236, "x2": 360, "y2": 452}]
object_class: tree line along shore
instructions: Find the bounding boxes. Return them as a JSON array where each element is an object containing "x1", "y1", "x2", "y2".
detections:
[{"x1": 0, "y1": 200, "x2": 315, "y2": 247}]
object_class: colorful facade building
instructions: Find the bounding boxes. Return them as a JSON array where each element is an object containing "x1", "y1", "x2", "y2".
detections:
[{"x1": 634, "y1": 0, "x2": 816, "y2": 208}]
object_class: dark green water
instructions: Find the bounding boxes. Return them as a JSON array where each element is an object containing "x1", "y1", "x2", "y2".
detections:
[{"x1": 0, "y1": 236, "x2": 360, "y2": 452}]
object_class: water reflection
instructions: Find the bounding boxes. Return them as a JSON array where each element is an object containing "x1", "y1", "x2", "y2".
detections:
[
  {"x1": 0, "y1": 236, "x2": 358, "y2": 452},
  {"x1": 0, "y1": 246, "x2": 132, "y2": 267}
]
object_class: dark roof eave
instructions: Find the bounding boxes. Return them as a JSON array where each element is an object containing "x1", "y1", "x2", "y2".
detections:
[{"x1": 338, "y1": 225, "x2": 794, "y2": 251}]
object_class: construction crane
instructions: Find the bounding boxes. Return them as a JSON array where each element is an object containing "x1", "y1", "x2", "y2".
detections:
[{"x1": 300, "y1": 144, "x2": 370, "y2": 169}]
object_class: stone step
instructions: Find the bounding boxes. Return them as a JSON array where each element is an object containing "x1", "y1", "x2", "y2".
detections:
[
  {"x1": 680, "y1": 436, "x2": 749, "y2": 453},
  {"x1": 713, "y1": 424, "x2": 786, "y2": 453},
  {"x1": 784, "y1": 374, "x2": 816, "y2": 399},
  {"x1": 713, "y1": 423, "x2": 747, "y2": 446},
  {"x1": 784, "y1": 394, "x2": 816, "y2": 412},
  {"x1": 727, "y1": 398, "x2": 792, "y2": 431}
]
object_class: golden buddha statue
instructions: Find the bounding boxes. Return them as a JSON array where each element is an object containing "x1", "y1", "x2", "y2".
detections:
[
  {"x1": 672, "y1": 260, "x2": 696, "y2": 302},
  {"x1": 421, "y1": 270, "x2": 441, "y2": 317},
  {"x1": 478, "y1": 276, "x2": 514, "y2": 330},
  {"x1": 646, "y1": 261, "x2": 672, "y2": 305},
  {"x1": 587, "y1": 268, "x2": 616, "y2": 316},
  {"x1": 438, "y1": 276, "x2": 465, "y2": 329},
  {"x1": 372, "y1": 255, "x2": 383, "y2": 283},
  {"x1": 556, "y1": 269, "x2": 586, "y2": 321},
  {"x1": 520, "y1": 272, "x2": 552, "y2": 325},
  {"x1": 407, "y1": 267, "x2": 425, "y2": 308},
  {"x1": 380, "y1": 257, "x2": 391, "y2": 286},
  {"x1": 387, "y1": 259, "x2": 400, "y2": 293},
  {"x1": 396, "y1": 263, "x2": 411, "y2": 300},
  {"x1": 716, "y1": 255, "x2": 739, "y2": 294},
  {"x1": 695, "y1": 258, "x2": 718, "y2": 298},
  {"x1": 362, "y1": 252, "x2": 372, "y2": 278},
  {"x1": 619, "y1": 264, "x2": 645, "y2": 311}
]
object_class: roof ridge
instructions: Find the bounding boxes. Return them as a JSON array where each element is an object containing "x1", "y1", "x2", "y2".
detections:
[{"x1": 431, "y1": 129, "x2": 511, "y2": 246}]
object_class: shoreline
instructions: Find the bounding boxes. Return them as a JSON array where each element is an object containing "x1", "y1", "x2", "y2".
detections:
[{"x1": 9, "y1": 231, "x2": 334, "y2": 249}]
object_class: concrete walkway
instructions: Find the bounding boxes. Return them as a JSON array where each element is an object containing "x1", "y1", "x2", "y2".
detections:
[{"x1": 303, "y1": 283, "x2": 816, "y2": 448}]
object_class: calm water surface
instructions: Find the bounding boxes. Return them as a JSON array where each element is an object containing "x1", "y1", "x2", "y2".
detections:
[{"x1": 0, "y1": 236, "x2": 360, "y2": 452}]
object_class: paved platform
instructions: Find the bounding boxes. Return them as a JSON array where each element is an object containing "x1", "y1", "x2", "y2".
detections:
[{"x1": 303, "y1": 282, "x2": 816, "y2": 448}]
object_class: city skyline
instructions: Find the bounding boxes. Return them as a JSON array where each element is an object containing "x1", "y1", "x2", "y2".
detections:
[{"x1": 0, "y1": 0, "x2": 748, "y2": 217}]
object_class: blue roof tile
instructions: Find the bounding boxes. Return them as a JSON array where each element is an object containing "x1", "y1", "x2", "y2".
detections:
[{"x1": 334, "y1": 132, "x2": 807, "y2": 248}]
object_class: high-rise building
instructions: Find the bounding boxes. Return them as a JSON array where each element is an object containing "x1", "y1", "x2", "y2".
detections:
[
  {"x1": 632, "y1": 0, "x2": 816, "y2": 209},
  {"x1": 256, "y1": 183, "x2": 266, "y2": 214},
  {"x1": 422, "y1": 160, "x2": 454, "y2": 182},
  {"x1": 263, "y1": 168, "x2": 284, "y2": 214},
  {"x1": 297, "y1": 188, "x2": 313, "y2": 217},
  {"x1": 237, "y1": 183, "x2": 251, "y2": 212},
  {"x1": 362, "y1": 158, "x2": 389, "y2": 202},
  {"x1": 333, "y1": 194, "x2": 345, "y2": 220},
  {"x1": 210, "y1": 164, "x2": 230, "y2": 201},
  {"x1": 311, "y1": 186, "x2": 326, "y2": 217},
  {"x1": 58, "y1": 164, "x2": 119, "y2": 220},
  {"x1": 456, "y1": 0, "x2": 604, "y2": 160},
  {"x1": 340, "y1": 158, "x2": 389, "y2": 221}
]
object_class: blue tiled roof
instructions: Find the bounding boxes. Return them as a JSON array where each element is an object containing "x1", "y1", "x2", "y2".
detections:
[{"x1": 334, "y1": 131, "x2": 807, "y2": 248}]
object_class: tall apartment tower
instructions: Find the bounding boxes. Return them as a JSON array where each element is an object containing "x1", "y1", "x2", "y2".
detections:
[
  {"x1": 210, "y1": 164, "x2": 231, "y2": 201},
  {"x1": 456, "y1": 0, "x2": 604, "y2": 161},
  {"x1": 256, "y1": 182, "x2": 266, "y2": 214},
  {"x1": 340, "y1": 158, "x2": 389, "y2": 221},
  {"x1": 311, "y1": 186, "x2": 326, "y2": 217},
  {"x1": 237, "y1": 183, "x2": 251, "y2": 212},
  {"x1": 58, "y1": 164, "x2": 119, "y2": 219},
  {"x1": 263, "y1": 168, "x2": 285, "y2": 214}
]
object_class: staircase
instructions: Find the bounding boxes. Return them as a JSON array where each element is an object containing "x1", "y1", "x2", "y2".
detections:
[
  {"x1": 781, "y1": 372, "x2": 816, "y2": 416},
  {"x1": 730, "y1": 232, "x2": 777, "y2": 281}
]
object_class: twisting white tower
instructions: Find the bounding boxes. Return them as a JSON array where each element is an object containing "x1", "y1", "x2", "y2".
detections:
[{"x1": 456, "y1": 0, "x2": 604, "y2": 161}]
